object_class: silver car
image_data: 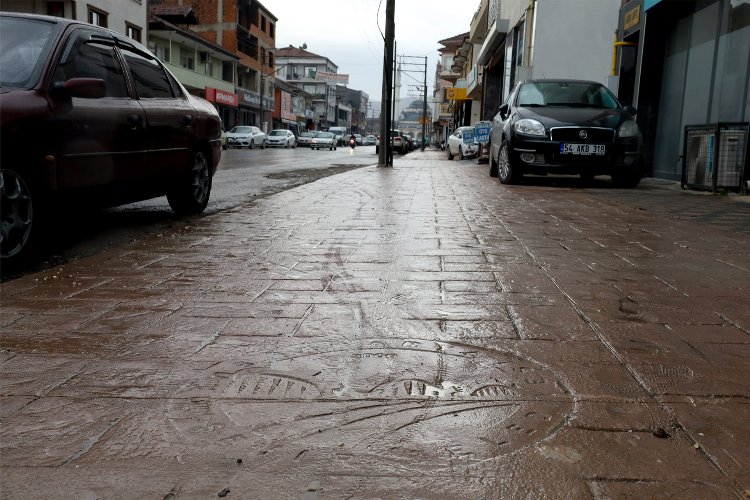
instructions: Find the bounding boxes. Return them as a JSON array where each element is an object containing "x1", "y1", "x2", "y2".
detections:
[
  {"x1": 310, "y1": 132, "x2": 337, "y2": 150},
  {"x1": 297, "y1": 131, "x2": 316, "y2": 147},
  {"x1": 226, "y1": 126, "x2": 266, "y2": 149}
]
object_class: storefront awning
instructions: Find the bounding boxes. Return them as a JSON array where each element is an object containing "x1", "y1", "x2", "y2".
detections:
[{"x1": 477, "y1": 18, "x2": 510, "y2": 66}]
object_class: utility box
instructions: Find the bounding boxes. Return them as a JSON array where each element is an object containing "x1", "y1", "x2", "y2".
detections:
[{"x1": 682, "y1": 123, "x2": 749, "y2": 193}]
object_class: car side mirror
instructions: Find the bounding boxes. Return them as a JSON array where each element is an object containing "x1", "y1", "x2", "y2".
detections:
[
  {"x1": 51, "y1": 78, "x2": 107, "y2": 99},
  {"x1": 498, "y1": 103, "x2": 509, "y2": 118},
  {"x1": 623, "y1": 105, "x2": 637, "y2": 116}
]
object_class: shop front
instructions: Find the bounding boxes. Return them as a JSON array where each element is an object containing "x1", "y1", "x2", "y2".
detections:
[{"x1": 205, "y1": 86, "x2": 238, "y2": 130}]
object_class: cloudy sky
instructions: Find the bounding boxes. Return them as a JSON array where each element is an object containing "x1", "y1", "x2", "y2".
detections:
[{"x1": 265, "y1": 0, "x2": 476, "y2": 104}]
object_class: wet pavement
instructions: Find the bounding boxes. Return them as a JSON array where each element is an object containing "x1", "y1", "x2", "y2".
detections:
[{"x1": 1, "y1": 150, "x2": 749, "y2": 499}]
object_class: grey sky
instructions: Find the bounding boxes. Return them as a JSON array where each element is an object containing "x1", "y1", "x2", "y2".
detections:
[{"x1": 267, "y1": 0, "x2": 476, "y2": 102}]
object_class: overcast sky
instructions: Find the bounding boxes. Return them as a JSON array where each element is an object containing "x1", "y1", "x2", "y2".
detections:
[{"x1": 266, "y1": 0, "x2": 476, "y2": 104}]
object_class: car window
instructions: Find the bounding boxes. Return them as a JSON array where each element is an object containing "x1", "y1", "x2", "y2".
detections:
[
  {"x1": 0, "y1": 16, "x2": 60, "y2": 89},
  {"x1": 118, "y1": 45, "x2": 174, "y2": 98},
  {"x1": 231, "y1": 126, "x2": 251, "y2": 133},
  {"x1": 51, "y1": 29, "x2": 128, "y2": 98},
  {"x1": 270, "y1": 130, "x2": 284, "y2": 136},
  {"x1": 517, "y1": 82, "x2": 619, "y2": 109}
]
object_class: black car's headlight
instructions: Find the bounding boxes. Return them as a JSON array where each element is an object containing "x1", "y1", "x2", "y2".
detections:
[
  {"x1": 618, "y1": 120, "x2": 640, "y2": 138},
  {"x1": 514, "y1": 119, "x2": 546, "y2": 136}
]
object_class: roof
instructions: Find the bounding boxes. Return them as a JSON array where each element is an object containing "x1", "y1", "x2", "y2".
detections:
[
  {"x1": 148, "y1": 5, "x2": 198, "y2": 24},
  {"x1": 438, "y1": 32, "x2": 470, "y2": 46},
  {"x1": 275, "y1": 46, "x2": 327, "y2": 60}
]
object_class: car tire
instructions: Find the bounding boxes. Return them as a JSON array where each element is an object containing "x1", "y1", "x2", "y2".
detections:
[
  {"x1": 459, "y1": 146, "x2": 465, "y2": 160},
  {"x1": 611, "y1": 171, "x2": 641, "y2": 188},
  {"x1": 497, "y1": 142, "x2": 521, "y2": 184},
  {"x1": 167, "y1": 150, "x2": 212, "y2": 215},
  {"x1": 489, "y1": 147, "x2": 499, "y2": 177},
  {"x1": 0, "y1": 168, "x2": 43, "y2": 268},
  {"x1": 222, "y1": 143, "x2": 227, "y2": 151},
  {"x1": 285, "y1": 141, "x2": 289, "y2": 149},
  {"x1": 447, "y1": 146, "x2": 454, "y2": 160},
  {"x1": 249, "y1": 140, "x2": 254, "y2": 149}
]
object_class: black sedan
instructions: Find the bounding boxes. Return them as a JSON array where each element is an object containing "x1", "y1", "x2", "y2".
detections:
[{"x1": 489, "y1": 80, "x2": 643, "y2": 187}]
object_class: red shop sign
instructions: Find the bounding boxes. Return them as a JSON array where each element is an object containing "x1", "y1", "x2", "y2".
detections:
[{"x1": 205, "y1": 87, "x2": 238, "y2": 107}]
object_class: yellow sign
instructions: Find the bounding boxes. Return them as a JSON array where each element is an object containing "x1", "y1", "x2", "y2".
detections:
[
  {"x1": 446, "y1": 88, "x2": 467, "y2": 100},
  {"x1": 624, "y1": 5, "x2": 640, "y2": 31}
]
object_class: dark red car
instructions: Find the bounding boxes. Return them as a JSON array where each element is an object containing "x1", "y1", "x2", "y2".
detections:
[{"x1": 0, "y1": 13, "x2": 222, "y2": 264}]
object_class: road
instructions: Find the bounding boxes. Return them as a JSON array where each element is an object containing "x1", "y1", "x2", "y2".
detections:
[{"x1": 3, "y1": 145, "x2": 379, "y2": 280}]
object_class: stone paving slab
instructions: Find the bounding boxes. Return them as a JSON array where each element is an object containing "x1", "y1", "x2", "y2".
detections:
[{"x1": 1, "y1": 151, "x2": 749, "y2": 498}]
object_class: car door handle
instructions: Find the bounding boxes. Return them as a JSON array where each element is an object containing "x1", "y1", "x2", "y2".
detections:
[
  {"x1": 126, "y1": 114, "x2": 142, "y2": 129},
  {"x1": 182, "y1": 115, "x2": 193, "y2": 126}
]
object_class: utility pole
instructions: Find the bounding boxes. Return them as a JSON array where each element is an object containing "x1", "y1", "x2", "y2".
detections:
[
  {"x1": 379, "y1": 0, "x2": 394, "y2": 167},
  {"x1": 422, "y1": 56, "x2": 428, "y2": 151}
]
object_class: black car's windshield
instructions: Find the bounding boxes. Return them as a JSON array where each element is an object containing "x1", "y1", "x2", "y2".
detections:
[
  {"x1": 517, "y1": 82, "x2": 620, "y2": 109},
  {"x1": 0, "y1": 16, "x2": 60, "y2": 89}
]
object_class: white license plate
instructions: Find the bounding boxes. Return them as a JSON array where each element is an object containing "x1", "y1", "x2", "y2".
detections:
[{"x1": 560, "y1": 143, "x2": 606, "y2": 155}]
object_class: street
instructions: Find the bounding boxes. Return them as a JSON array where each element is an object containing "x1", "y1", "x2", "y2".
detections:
[
  {"x1": 1, "y1": 150, "x2": 749, "y2": 498},
  {"x1": 2, "y1": 146, "x2": 378, "y2": 281}
]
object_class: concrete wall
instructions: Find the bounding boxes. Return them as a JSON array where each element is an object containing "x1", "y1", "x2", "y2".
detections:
[{"x1": 532, "y1": 0, "x2": 619, "y2": 85}]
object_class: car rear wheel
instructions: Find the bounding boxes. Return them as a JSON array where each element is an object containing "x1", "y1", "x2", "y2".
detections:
[
  {"x1": 1, "y1": 168, "x2": 37, "y2": 265},
  {"x1": 167, "y1": 150, "x2": 212, "y2": 215},
  {"x1": 498, "y1": 142, "x2": 521, "y2": 184}
]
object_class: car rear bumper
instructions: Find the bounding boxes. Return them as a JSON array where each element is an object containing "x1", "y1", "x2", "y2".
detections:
[{"x1": 509, "y1": 136, "x2": 642, "y2": 175}]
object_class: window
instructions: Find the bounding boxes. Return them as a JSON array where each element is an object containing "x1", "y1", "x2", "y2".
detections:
[
  {"x1": 88, "y1": 7, "x2": 108, "y2": 28},
  {"x1": 514, "y1": 20, "x2": 525, "y2": 68},
  {"x1": 119, "y1": 45, "x2": 174, "y2": 98},
  {"x1": 47, "y1": 1, "x2": 64, "y2": 17},
  {"x1": 268, "y1": 53, "x2": 274, "y2": 67},
  {"x1": 180, "y1": 55, "x2": 194, "y2": 70},
  {"x1": 52, "y1": 29, "x2": 127, "y2": 98},
  {"x1": 125, "y1": 23, "x2": 141, "y2": 43},
  {"x1": 261, "y1": 16, "x2": 266, "y2": 32},
  {"x1": 269, "y1": 23, "x2": 275, "y2": 39}
]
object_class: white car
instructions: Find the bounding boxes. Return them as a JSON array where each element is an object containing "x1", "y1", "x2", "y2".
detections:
[
  {"x1": 310, "y1": 132, "x2": 337, "y2": 150},
  {"x1": 267, "y1": 129, "x2": 296, "y2": 148},
  {"x1": 226, "y1": 125, "x2": 266, "y2": 149},
  {"x1": 447, "y1": 126, "x2": 479, "y2": 160}
]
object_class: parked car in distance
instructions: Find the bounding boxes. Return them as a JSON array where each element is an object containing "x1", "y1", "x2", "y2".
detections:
[
  {"x1": 489, "y1": 79, "x2": 643, "y2": 187},
  {"x1": 297, "y1": 131, "x2": 316, "y2": 147},
  {"x1": 226, "y1": 125, "x2": 266, "y2": 149},
  {"x1": 447, "y1": 126, "x2": 479, "y2": 160},
  {"x1": 311, "y1": 132, "x2": 337, "y2": 150},
  {"x1": 0, "y1": 12, "x2": 222, "y2": 266},
  {"x1": 266, "y1": 129, "x2": 296, "y2": 148},
  {"x1": 365, "y1": 135, "x2": 376, "y2": 145},
  {"x1": 375, "y1": 130, "x2": 407, "y2": 154},
  {"x1": 353, "y1": 134, "x2": 363, "y2": 145}
]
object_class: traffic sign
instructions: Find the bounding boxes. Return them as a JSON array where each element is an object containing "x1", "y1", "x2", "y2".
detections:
[{"x1": 474, "y1": 121, "x2": 492, "y2": 143}]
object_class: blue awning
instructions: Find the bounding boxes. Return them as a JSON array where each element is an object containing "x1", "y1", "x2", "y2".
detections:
[{"x1": 644, "y1": 0, "x2": 663, "y2": 11}]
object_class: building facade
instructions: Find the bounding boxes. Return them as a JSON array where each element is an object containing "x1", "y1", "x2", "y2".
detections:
[
  {"x1": 156, "y1": 0, "x2": 278, "y2": 132},
  {"x1": 274, "y1": 46, "x2": 344, "y2": 130},
  {"x1": 3, "y1": 0, "x2": 147, "y2": 40},
  {"x1": 617, "y1": 0, "x2": 750, "y2": 180}
]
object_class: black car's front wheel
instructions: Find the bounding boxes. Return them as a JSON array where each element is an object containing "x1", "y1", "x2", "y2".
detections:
[
  {"x1": 0, "y1": 168, "x2": 36, "y2": 264},
  {"x1": 167, "y1": 150, "x2": 212, "y2": 215},
  {"x1": 497, "y1": 142, "x2": 521, "y2": 184}
]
